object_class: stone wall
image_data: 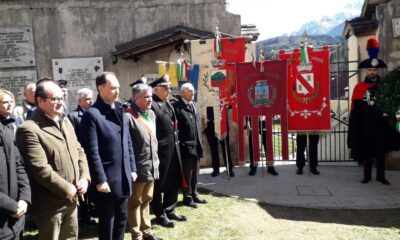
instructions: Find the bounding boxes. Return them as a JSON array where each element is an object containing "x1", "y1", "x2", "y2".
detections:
[
  {"x1": 377, "y1": 0, "x2": 400, "y2": 71},
  {"x1": 376, "y1": 0, "x2": 400, "y2": 168},
  {"x1": 0, "y1": 0, "x2": 240, "y2": 100}
]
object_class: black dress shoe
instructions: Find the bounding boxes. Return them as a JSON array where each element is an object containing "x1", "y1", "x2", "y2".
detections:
[
  {"x1": 267, "y1": 167, "x2": 279, "y2": 176},
  {"x1": 376, "y1": 178, "x2": 390, "y2": 185},
  {"x1": 143, "y1": 235, "x2": 163, "y2": 240},
  {"x1": 193, "y1": 197, "x2": 207, "y2": 204},
  {"x1": 167, "y1": 212, "x2": 187, "y2": 222},
  {"x1": 310, "y1": 168, "x2": 320, "y2": 175},
  {"x1": 361, "y1": 178, "x2": 371, "y2": 184},
  {"x1": 211, "y1": 171, "x2": 219, "y2": 177},
  {"x1": 248, "y1": 166, "x2": 257, "y2": 176},
  {"x1": 155, "y1": 216, "x2": 174, "y2": 228},
  {"x1": 229, "y1": 170, "x2": 235, "y2": 177},
  {"x1": 296, "y1": 168, "x2": 303, "y2": 175},
  {"x1": 183, "y1": 200, "x2": 198, "y2": 208}
]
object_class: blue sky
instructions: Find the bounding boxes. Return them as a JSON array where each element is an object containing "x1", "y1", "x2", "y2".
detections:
[{"x1": 227, "y1": 0, "x2": 362, "y2": 40}]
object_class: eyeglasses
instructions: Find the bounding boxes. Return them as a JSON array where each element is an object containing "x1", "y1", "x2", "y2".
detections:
[{"x1": 44, "y1": 97, "x2": 64, "y2": 103}]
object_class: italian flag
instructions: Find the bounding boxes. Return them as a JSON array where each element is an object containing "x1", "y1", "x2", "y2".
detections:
[
  {"x1": 214, "y1": 33, "x2": 222, "y2": 56},
  {"x1": 300, "y1": 42, "x2": 310, "y2": 64},
  {"x1": 177, "y1": 57, "x2": 190, "y2": 81},
  {"x1": 258, "y1": 53, "x2": 265, "y2": 72}
]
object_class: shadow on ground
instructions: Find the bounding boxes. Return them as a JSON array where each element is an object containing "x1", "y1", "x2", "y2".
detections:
[
  {"x1": 199, "y1": 188, "x2": 400, "y2": 229},
  {"x1": 258, "y1": 201, "x2": 400, "y2": 228}
]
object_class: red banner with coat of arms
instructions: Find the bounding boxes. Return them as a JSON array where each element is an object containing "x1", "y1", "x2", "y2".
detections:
[
  {"x1": 210, "y1": 37, "x2": 245, "y2": 139},
  {"x1": 279, "y1": 46, "x2": 331, "y2": 132},
  {"x1": 236, "y1": 61, "x2": 288, "y2": 162}
]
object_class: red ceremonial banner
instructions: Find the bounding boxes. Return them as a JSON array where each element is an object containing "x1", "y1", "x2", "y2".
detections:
[
  {"x1": 220, "y1": 37, "x2": 246, "y2": 63},
  {"x1": 210, "y1": 37, "x2": 245, "y2": 139},
  {"x1": 236, "y1": 61, "x2": 289, "y2": 162},
  {"x1": 279, "y1": 46, "x2": 331, "y2": 132}
]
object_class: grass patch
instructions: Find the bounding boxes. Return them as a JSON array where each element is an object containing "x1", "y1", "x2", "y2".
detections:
[{"x1": 24, "y1": 188, "x2": 400, "y2": 240}]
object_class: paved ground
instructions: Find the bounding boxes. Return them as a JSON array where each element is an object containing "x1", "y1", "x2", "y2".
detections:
[{"x1": 198, "y1": 163, "x2": 400, "y2": 209}]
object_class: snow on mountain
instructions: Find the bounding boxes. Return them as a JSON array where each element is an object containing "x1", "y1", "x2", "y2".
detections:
[{"x1": 292, "y1": 1, "x2": 362, "y2": 36}]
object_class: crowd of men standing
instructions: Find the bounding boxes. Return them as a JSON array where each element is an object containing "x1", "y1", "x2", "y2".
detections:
[
  {"x1": 1, "y1": 43, "x2": 396, "y2": 239},
  {"x1": 0, "y1": 71, "x2": 207, "y2": 240}
]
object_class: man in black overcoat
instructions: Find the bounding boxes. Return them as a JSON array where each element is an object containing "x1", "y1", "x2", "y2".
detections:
[
  {"x1": 149, "y1": 75, "x2": 187, "y2": 228},
  {"x1": 348, "y1": 37, "x2": 392, "y2": 185},
  {"x1": 173, "y1": 83, "x2": 207, "y2": 208}
]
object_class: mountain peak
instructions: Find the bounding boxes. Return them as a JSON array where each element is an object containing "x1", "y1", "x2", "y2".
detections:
[{"x1": 291, "y1": 1, "x2": 362, "y2": 37}]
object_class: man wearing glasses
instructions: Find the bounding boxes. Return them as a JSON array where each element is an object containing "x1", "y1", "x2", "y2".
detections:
[{"x1": 16, "y1": 78, "x2": 90, "y2": 240}]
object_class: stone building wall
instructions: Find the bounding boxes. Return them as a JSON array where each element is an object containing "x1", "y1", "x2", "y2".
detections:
[
  {"x1": 0, "y1": 0, "x2": 240, "y2": 101},
  {"x1": 376, "y1": 0, "x2": 400, "y2": 168},
  {"x1": 377, "y1": 0, "x2": 400, "y2": 71}
]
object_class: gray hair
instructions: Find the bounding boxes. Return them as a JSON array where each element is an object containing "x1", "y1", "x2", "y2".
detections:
[
  {"x1": 25, "y1": 82, "x2": 36, "y2": 91},
  {"x1": 75, "y1": 88, "x2": 93, "y2": 102},
  {"x1": 132, "y1": 83, "x2": 152, "y2": 100},
  {"x1": 180, "y1": 82, "x2": 194, "y2": 92}
]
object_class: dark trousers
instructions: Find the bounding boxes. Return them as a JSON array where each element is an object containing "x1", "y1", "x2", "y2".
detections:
[
  {"x1": 363, "y1": 130, "x2": 386, "y2": 180},
  {"x1": 296, "y1": 135, "x2": 320, "y2": 170},
  {"x1": 151, "y1": 181, "x2": 179, "y2": 217},
  {"x1": 363, "y1": 155, "x2": 386, "y2": 180},
  {"x1": 248, "y1": 128, "x2": 267, "y2": 168},
  {"x1": 204, "y1": 129, "x2": 233, "y2": 173},
  {"x1": 181, "y1": 158, "x2": 199, "y2": 200},
  {"x1": 79, "y1": 187, "x2": 96, "y2": 221},
  {"x1": 248, "y1": 120, "x2": 275, "y2": 168},
  {"x1": 94, "y1": 192, "x2": 128, "y2": 240}
]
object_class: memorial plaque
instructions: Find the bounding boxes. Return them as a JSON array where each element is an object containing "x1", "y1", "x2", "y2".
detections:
[
  {"x1": 52, "y1": 57, "x2": 103, "y2": 109},
  {"x1": 0, "y1": 70, "x2": 37, "y2": 104},
  {"x1": 392, "y1": 17, "x2": 400, "y2": 38},
  {"x1": 0, "y1": 27, "x2": 36, "y2": 68}
]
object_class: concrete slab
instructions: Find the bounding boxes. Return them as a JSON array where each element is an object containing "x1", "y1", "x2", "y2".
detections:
[{"x1": 198, "y1": 164, "x2": 400, "y2": 209}]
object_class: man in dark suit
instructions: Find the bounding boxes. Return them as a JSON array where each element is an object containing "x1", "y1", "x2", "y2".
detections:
[
  {"x1": 173, "y1": 83, "x2": 207, "y2": 208},
  {"x1": 16, "y1": 79, "x2": 90, "y2": 240},
  {"x1": 149, "y1": 75, "x2": 186, "y2": 228},
  {"x1": 80, "y1": 72, "x2": 137, "y2": 240},
  {"x1": 68, "y1": 87, "x2": 95, "y2": 224},
  {"x1": 204, "y1": 106, "x2": 235, "y2": 178},
  {"x1": 68, "y1": 88, "x2": 94, "y2": 138}
]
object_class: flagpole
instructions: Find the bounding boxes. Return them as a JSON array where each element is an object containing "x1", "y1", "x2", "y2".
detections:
[
  {"x1": 223, "y1": 106, "x2": 231, "y2": 180},
  {"x1": 306, "y1": 133, "x2": 309, "y2": 173},
  {"x1": 260, "y1": 118, "x2": 265, "y2": 178}
]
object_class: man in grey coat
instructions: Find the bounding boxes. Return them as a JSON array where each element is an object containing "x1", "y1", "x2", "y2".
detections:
[{"x1": 125, "y1": 80, "x2": 161, "y2": 240}]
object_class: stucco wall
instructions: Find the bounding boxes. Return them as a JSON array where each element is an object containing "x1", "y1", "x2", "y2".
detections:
[{"x1": 0, "y1": 0, "x2": 240, "y2": 99}]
